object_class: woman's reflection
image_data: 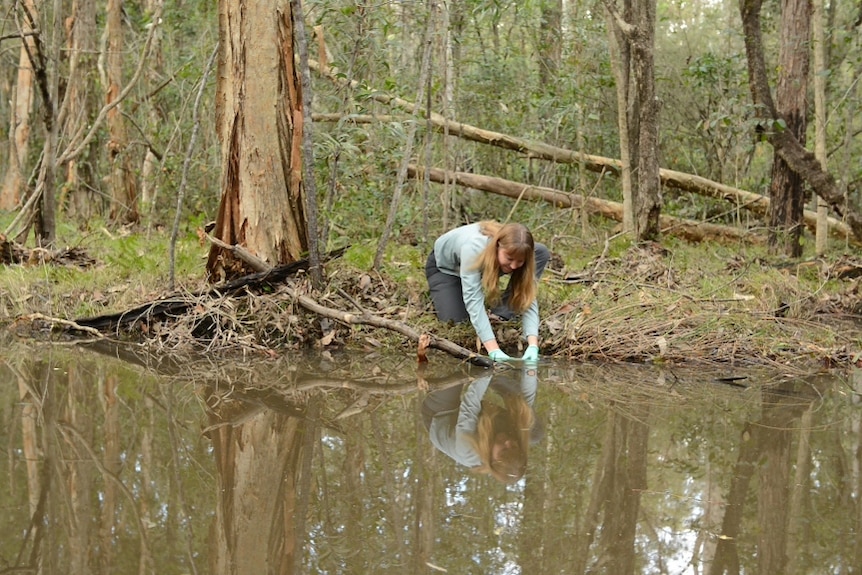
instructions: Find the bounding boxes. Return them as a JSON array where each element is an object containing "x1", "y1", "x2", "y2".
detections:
[{"x1": 422, "y1": 368, "x2": 541, "y2": 484}]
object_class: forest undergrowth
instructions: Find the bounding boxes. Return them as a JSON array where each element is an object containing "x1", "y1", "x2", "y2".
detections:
[{"x1": 1, "y1": 219, "x2": 861, "y2": 373}]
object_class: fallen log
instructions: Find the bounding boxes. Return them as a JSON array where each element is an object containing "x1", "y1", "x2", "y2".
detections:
[
  {"x1": 308, "y1": 79, "x2": 858, "y2": 245},
  {"x1": 0, "y1": 233, "x2": 99, "y2": 267},
  {"x1": 407, "y1": 165, "x2": 760, "y2": 244},
  {"x1": 72, "y1": 250, "x2": 342, "y2": 332}
]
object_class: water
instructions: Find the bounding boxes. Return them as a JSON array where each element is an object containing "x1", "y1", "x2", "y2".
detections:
[{"x1": 1, "y1": 336, "x2": 860, "y2": 574}]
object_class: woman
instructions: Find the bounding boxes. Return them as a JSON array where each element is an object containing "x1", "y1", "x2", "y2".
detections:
[
  {"x1": 422, "y1": 369, "x2": 540, "y2": 484},
  {"x1": 425, "y1": 221, "x2": 549, "y2": 362}
]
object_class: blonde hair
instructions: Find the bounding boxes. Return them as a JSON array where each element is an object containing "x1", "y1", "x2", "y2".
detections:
[
  {"x1": 471, "y1": 221, "x2": 538, "y2": 314},
  {"x1": 467, "y1": 391, "x2": 535, "y2": 484}
]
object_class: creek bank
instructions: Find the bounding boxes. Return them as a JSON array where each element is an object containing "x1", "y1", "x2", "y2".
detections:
[{"x1": 5, "y1": 242, "x2": 861, "y2": 374}]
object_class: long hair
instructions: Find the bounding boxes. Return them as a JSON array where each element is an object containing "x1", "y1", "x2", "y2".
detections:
[
  {"x1": 467, "y1": 391, "x2": 535, "y2": 484},
  {"x1": 471, "y1": 221, "x2": 537, "y2": 313}
]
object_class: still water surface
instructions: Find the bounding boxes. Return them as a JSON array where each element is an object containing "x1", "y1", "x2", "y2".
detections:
[{"x1": 1, "y1": 337, "x2": 860, "y2": 574}]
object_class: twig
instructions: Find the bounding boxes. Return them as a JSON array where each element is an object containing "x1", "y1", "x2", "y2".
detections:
[
  {"x1": 336, "y1": 287, "x2": 366, "y2": 313},
  {"x1": 204, "y1": 233, "x2": 271, "y2": 273},
  {"x1": 24, "y1": 313, "x2": 105, "y2": 338}
]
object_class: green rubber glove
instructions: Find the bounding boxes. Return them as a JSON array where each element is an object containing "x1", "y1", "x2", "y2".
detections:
[
  {"x1": 488, "y1": 349, "x2": 512, "y2": 362},
  {"x1": 522, "y1": 345, "x2": 540, "y2": 363}
]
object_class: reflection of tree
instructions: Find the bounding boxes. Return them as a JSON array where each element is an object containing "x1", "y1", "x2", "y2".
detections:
[
  {"x1": 100, "y1": 373, "x2": 122, "y2": 574},
  {"x1": 597, "y1": 407, "x2": 650, "y2": 574},
  {"x1": 712, "y1": 384, "x2": 815, "y2": 575},
  {"x1": 1, "y1": 345, "x2": 208, "y2": 574},
  {"x1": 413, "y1": 392, "x2": 437, "y2": 573},
  {"x1": 207, "y1": 394, "x2": 306, "y2": 574},
  {"x1": 63, "y1": 361, "x2": 97, "y2": 575}
]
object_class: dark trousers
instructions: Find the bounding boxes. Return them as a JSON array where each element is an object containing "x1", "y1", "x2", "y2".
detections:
[{"x1": 425, "y1": 242, "x2": 550, "y2": 322}]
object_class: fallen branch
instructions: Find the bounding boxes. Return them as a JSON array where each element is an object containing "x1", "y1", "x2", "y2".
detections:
[
  {"x1": 408, "y1": 165, "x2": 760, "y2": 244},
  {"x1": 72, "y1": 248, "x2": 347, "y2": 332},
  {"x1": 309, "y1": 84, "x2": 857, "y2": 245},
  {"x1": 282, "y1": 285, "x2": 492, "y2": 367},
  {"x1": 23, "y1": 313, "x2": 105, "y2": 338},
  {"x1": 205, "y1": 233, "x2": 270, "y2": 273},
  {"x1": 64, "y1": 243, "x2": 491, "y2": 367}
]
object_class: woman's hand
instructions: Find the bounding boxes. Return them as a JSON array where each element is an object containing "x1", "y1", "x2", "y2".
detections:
[
  {"x1": 489, "y1": 349, "x2": 513, "y2": 362},
  {"x1": 522, "y1": 345, "x2": 540, "y2": 363}
]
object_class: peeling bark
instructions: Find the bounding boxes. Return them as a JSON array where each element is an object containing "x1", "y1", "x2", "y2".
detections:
[{"x1": 208, "y1": 0, "x2": 308, "y2": 280}]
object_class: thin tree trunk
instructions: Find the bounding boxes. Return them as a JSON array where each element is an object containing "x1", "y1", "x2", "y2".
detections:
[
  {"x1": 766, "y1": 0, "x2": 810, "y2": 257},
  {"x1": 290, "y1": 0, "x2": 323, "y2": 287},
  {"x1": 140, "y1": 0, "x2": 166, "y2": 218},
  {"x1": 538, "y1": 0, "x2": 562, "y2": 88},
  {"x1": 372, "y1": 0, "x2": 437, "y2": 271},
  {"x1": 604, "y1": 3, "x2": 635, "y2": 234},
  {"x1": 812, "y1": 0, "x2": 829, "y2": 255},
  {"x1": 105, "y1": 0, "x2": 139, "y2": 225}
]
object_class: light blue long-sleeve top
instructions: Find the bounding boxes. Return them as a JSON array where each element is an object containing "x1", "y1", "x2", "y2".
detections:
[
  {"x1": 433, "y1": 223, "x2": 539, "y2": 343},
  {"x1": 428, "y1": 371, "x2": 539, "y2": 468}
]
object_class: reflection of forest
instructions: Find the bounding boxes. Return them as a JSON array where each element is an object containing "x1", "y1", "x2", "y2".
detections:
[{"x1": 1, "y1": 339, "x2": 858, "y2": 574}]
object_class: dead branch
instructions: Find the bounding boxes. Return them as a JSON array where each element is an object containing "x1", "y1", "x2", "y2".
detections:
[
  {"x1": 24, "y1": 313, "x2": 105, "y2": 338},
  {"x1": 205, "y1": 233, "x2": 271, "y2": 273},
  {"x1": 407, "y1": 165, "x2": 760, "y2": 244},
  {"x1": 65, "y1": 244, "x2": 491, "y2": 367},
  {"x1": 281, "y1": 285, "x2": 492, "y2": 367},
  {"x1": 308, "y1": 78, "x2": 858, "y2": 245}
]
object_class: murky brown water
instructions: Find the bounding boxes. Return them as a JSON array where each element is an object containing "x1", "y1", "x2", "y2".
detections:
[{"x1": 1, "y1": 335, "x2": 860, "y2": 574}]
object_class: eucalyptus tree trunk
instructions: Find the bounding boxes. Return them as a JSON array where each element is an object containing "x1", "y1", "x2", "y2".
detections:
[
  {"x1": 767, "y1": 0, "x2": 810, "y2": 257},
  {"x1": 140, "y1": 0, "x2": 165, "y2": 217},
  {"x1": 105, "y1": 0, "x2": 139, "y2": 224},
  {"x1": 604, "y1": 4, "x2": 635, "y2": 234},
  {"x1": 0, "y1": 0, "x2": 38, "y2": 211},
  {"x1": 207, "y1": 0, "x2": 308, "y2": 280},
  {"x1": 63, "y1": 0, "x2": 100, "y2": 221},
  {"x1": 630, "y1": 1, "x2": 661, "y2": 241}
]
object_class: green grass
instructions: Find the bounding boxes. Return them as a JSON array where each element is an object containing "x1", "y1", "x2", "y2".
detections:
[{"x1": 1, "y1": 219, "x2": 206, "y2": 321}]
